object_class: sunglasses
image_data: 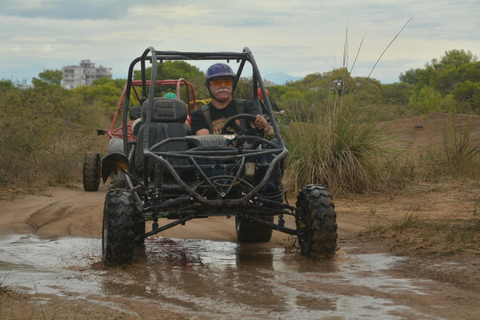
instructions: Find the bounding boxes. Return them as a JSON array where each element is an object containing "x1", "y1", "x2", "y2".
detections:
[{"x1": 211, "y1": 79, "x2": 233, "y2": 86}]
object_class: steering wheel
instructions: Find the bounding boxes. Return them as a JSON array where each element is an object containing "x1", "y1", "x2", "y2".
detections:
[{"x1": 221, "y1": 113, "x2": 264, "y2": 137}]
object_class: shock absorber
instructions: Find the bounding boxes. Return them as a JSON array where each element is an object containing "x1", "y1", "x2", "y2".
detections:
[
  {"x1": 154, "y1": 163, "x2": 163, "y2": 199},
  {"x1": 195, "y1": 165, "x2": 200, "y2": 184}
]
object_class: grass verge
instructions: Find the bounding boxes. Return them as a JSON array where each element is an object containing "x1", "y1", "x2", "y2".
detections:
[{"x1": 366, "y1": 201, "x2": 480, "y2": 256}]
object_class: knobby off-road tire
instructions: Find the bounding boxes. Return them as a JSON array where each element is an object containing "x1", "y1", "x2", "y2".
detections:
[
  {"x1": 134, "y1": 217, "x2": 146, "y2": 245},
  {"x1": 236, "y1": 215, "x2": 274, "y2": 243},
  {"x1": 296, "y1": 185, "x2": 337, "y2": 258},
  {"x1": 102, "y1": 189, "x2": 135, "y2": 266},
  {"x1": 83, "y1": 151, "x2": 101, "y2": 191}
]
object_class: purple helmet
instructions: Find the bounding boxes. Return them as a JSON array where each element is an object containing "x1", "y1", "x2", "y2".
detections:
[{"x1": 205, "y1": 63, "x2": 235, "y2": 81}]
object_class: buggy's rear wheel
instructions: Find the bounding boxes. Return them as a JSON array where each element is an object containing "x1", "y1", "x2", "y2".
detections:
[
  {"x1": 236, "y1": 215, "x2": 273, "y2": 243},
  {"x1": 296, "y1": 185, "x2": 337, "y2": 258},
  {"x1": 102, "y1": 189, "x2": 135, "y2": 266},
  {"x1": 83, "y1": 151, "x2": 101, "y2": 191},
  {"x1": 134, "y1": 218, "x2": 146, "y2": 245}
]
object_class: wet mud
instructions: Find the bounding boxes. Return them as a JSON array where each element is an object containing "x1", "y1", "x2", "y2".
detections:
[{"x1": 1, "y1": 234, "x2": 443, "y2": 319}]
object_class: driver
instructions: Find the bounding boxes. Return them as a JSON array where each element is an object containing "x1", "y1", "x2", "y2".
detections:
[
  {"x1": 191, "y1": 63, "x2": 268, "y2": 135},
  {"x1": 190, "y1": 63, "x2": 282, "y2": 196}
]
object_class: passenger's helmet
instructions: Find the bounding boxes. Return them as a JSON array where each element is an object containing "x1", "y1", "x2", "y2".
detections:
[
  {"x1": 257, "y1": 88, "x2": 269, "y2": 100},
  {"x1": 164, "y1": 92, "x2": 177, "y2": 99}
]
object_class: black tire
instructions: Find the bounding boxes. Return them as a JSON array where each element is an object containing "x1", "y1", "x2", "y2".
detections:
[
  {"x1": 134, "y1": 218, "x2": 146, "y2": 245},
  {"x1": 236, "y1": 215, "x2": 273, "y2": 243},
  {"x1": 296, "y1": 185, "x2": 337, "y2": 258},
  {"x1": 102, "y1": 189, "x2": 135, "y2": 266},
  {"x1": 83, "y1": 151, "x2": 101, "y2": 191}
]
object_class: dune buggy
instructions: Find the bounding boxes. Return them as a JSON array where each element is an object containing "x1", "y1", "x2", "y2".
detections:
[
  {"x1": 101, "y1": 47, "x2": 337, "y2": 266},
  {"x1": 82, "y1": 77, "x2": 199, "y2": 191}
]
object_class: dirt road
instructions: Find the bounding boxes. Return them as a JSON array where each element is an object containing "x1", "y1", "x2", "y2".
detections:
[{"x1": 1, "y1": 181, "x2": 479, "y2": 320}]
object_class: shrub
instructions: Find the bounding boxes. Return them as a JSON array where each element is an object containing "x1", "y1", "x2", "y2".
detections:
[
  {"x1": 0, "y1": 84, "x2": 108, "y2": 188},
  {"x1": 282, "y1": 96, "x2": 396, "y2": 195},
  {"x1": 405, "y1": 114, "x2": 480, "y2": 182}
]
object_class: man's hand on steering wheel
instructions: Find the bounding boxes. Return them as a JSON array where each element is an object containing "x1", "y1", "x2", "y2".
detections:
[
  {"x1": 254, "y1": 114, "x2": 268, "y2": 130},
  {"x1": 221, "y1": 113, "x2": 266, "y2": 149},
  {"x1": 221, "y1": 113, "x2": 266, "y2": 136}
]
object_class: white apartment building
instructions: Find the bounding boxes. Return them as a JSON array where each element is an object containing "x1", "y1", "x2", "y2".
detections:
[{"x1": 61, "y1": 59, "x2": 112, "y2": 89}]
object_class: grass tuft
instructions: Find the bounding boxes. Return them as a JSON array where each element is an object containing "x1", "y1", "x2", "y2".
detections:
[
  {"x1": 366, "y1": 212, "x2": 480, "y2": 255},
  {"x1": 282, "y1": 96, "x2": 398, "y2": 196}
]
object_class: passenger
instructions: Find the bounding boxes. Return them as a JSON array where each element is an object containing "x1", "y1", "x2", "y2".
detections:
[
  {"x1": 190, "y1": 63, "x2": 268, "y2": 135},
  {"x1": 164, "y1": 92, "x2": 191, "y2": 127},
  {"x1": 164, "y1": 92, "x2": 177, "y2": 99},
  {"x1": 257, "y1": 88, "x2": 285, "y2": 115}
]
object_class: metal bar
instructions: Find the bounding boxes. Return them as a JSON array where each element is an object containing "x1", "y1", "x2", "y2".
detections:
[
  {"x1": 137, "y1": 213, "x2": 195, "y2": 240},
  {"x1": 122, "y1": 57, "x2": 142, "y2": 155},
  {"x1": 143, "y1": 196, "x2": 191, "y2": 211},
  {"x1": 242, "y1": 215, "x2": 298, "y2": 235}
]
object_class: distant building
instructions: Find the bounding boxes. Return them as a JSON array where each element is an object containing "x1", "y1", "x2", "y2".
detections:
[{"x1": 61, "y1": 59, "x2": 112, "y2": 89}]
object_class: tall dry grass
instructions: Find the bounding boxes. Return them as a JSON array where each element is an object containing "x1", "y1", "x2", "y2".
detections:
[
  {"x1": 408, "y1": 114, "x2": 480, "y2": 182},
  {"x1": 282, "y1": 96, "x2": 397, "y2": 196}
]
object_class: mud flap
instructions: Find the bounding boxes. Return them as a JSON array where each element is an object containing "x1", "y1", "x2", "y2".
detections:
[{"x1": 102, "y1": 152, "x2": 129, "y2": 183}]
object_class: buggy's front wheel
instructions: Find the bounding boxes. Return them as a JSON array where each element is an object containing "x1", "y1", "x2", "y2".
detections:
[
  {"x1": 296, "y1": 185, "x2": 337, "y2": 258},
  {"x1": 102, "y1": 189, "x2": 135, "y2": 266}
]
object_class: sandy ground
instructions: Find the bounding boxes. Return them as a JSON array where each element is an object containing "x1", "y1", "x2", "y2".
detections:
[{"x1": 1, "y1": 112, "x2": 480, "y2": 319}]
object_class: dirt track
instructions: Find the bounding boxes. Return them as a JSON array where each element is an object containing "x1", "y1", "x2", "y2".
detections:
[
  {"x1": 1, "y1": 112, "x2": 480, "y2": 319},
  {"x1": 1, "y1": 181, "x2": 479, "y2": 319}
]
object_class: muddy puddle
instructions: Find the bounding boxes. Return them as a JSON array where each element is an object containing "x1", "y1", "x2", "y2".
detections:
[{"x1": 0, "y1": 234, "x2": 436, "y2": 319}]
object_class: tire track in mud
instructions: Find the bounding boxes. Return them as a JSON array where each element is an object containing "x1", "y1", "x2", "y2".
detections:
[
  {"x1": 27, "y1": 200, "x2": 104, "y2": 238},
  {"x1": 26, "y1": 202, "x2": 75, "y2": 233},
  {"x1": 4, "y1": 185, "x2": 108, "y2": 239}
]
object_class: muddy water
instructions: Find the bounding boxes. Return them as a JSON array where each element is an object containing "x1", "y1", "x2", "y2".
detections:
[{"x1": 1, "y1": 235, "x2": 434, "y2": 319}]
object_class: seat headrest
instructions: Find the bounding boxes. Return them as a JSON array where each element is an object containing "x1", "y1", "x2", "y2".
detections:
[
  {"x1": 129, "y1": 106, "x2": 141, "y2": 120},
  {"x1": 141, "y1": 98, "x2": 188, "y2": 123}
]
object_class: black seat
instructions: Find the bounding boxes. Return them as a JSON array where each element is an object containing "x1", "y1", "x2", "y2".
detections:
[
  {"x1": 129, "y1": 106, "x2": 142, "y2": 120},
  {"x1": 135, "y1": 98, "x2": 190, "y2": 177}
]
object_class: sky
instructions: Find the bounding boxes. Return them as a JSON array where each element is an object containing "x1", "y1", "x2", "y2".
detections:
[{"x1": 1, "y1": 0, "x2": 479, "y2": 84}]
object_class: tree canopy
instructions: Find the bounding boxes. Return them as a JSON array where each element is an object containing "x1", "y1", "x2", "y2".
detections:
[
  {"x1": 32, "y1": 69, "x2": 63, "y2": 89},
  {"x1": 399, "y1": 50, "x2": 478, "y2": 92},
  {"x1": 399, "y1": 49, "x2": 480, "y2": 111},
  {"x1": 133, "y1": 60, "x2": 209, "y2": 98},
  {"x1": 26, "y1": 48, "x2": 480, "y2": 122}
]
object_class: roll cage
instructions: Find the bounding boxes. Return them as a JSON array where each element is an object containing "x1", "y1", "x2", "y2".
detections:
[{"x1": 118, "y1": 47, "x2": 288, "y2": 205}]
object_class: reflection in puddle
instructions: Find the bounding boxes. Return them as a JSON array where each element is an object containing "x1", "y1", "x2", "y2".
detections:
[
  {"x1": 0, "y1": 234, "x2": 432, "y2": 319},
  {"x1": 0, "y1": 234, "x2": 103, "y2": 296}
]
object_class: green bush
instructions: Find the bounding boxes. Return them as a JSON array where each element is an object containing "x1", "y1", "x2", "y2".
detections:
[{"x1": 0, "y1": 84, "x2": 108, "y2": 188}]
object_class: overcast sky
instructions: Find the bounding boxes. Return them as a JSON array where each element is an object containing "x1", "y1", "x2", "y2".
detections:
[{"x1": 1, "y1": 0, "x2": 479, "y2": 84}]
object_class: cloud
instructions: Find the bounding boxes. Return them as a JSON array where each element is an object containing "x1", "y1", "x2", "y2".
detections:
[
  {"x1": 41, "y1": 45, "x2": 53, "y2": 52},
  {"x1": 0, "y1": 0, "x2": 479, "y2": 84},
  {"x1": 0, "y1": 0, "x2": 128, "y2": 20}
]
